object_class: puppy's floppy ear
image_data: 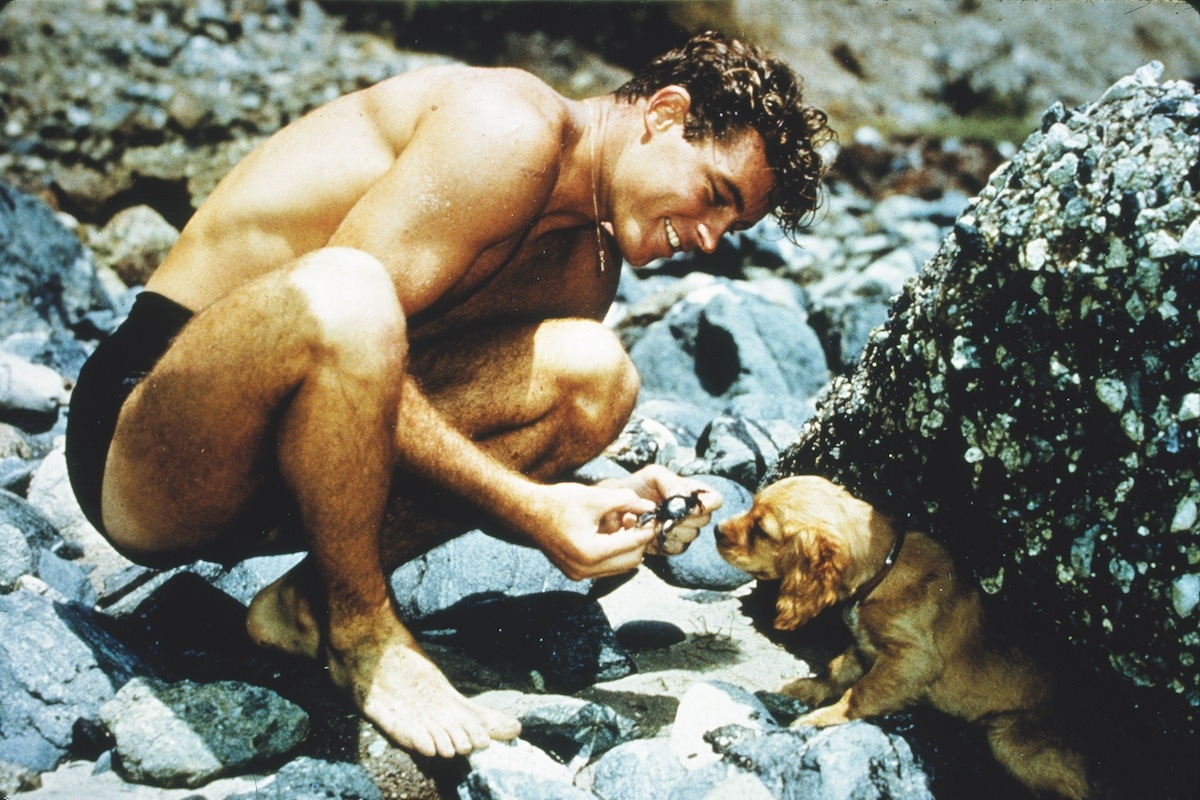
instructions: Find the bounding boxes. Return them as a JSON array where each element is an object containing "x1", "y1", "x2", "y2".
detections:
[{"x1": 774, "y1": 523, "x2": 850, "y2": 630}]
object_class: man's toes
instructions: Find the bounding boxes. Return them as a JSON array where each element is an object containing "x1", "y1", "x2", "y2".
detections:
[
  {"x1": 448, "y1": 725, "x2": 479, "y2": 756},
  {"x1": 465, "y1": 721, "x2": 493, "y2": 752},
  {"x1": 431, "y1": 728, "x2": 458, "y2": 759},
  {"x1": 482, "y1": 709, "x2": 521, "y2": 740},
  {"x1": 407, "y1": 728, "x2": 439, "y2": 759}
]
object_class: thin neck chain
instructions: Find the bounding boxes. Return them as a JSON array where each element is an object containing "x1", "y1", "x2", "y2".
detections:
[{"x1": 588, "y1": 103, "x2": 606, "y2": 274}]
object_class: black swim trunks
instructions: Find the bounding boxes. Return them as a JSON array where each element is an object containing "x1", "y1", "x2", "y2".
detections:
[{"x1": 65, "y1": 290, "x2": 194, "y2": 537}]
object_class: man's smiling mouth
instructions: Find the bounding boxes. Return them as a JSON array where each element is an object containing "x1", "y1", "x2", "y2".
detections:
[{"x1": 665, "y1": 218, "x2": 681, "y2": 252}]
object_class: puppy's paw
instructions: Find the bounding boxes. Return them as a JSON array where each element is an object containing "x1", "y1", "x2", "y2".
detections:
[
  {"x1": 778, "y1": 677, "x2": 834, "y2": 708},
  {"x1": 792, "y1": 700, "x2": 852, "y2": 729}
]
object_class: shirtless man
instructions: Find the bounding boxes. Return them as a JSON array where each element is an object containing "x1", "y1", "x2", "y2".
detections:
[{"x1": 65, "y1": 32, "x2": 830, "y2": 758}]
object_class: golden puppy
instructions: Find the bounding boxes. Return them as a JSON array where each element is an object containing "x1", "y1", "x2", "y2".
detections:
[{"x1": 716, "y1": 475, "x2": 1094, "y2": 800}]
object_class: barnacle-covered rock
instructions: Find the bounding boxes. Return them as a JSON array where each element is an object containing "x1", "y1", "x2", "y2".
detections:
[{"x1": 770, "y1": 64, "x2": 1200, "y2": 726}]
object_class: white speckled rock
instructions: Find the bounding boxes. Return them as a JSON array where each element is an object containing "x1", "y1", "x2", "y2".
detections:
[{"x1": 772, "y1": 65, "x2": 1200, "y2": 728}]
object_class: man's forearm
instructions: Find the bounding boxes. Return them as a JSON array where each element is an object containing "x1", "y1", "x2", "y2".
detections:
[{"x1": 391, "y1": 375, "x2": 549, "y2": 538}]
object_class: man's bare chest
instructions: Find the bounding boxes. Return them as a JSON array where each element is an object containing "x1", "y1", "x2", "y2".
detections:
[{"x1": 409, "y1": 227, "x2": 618, "y2": 342}]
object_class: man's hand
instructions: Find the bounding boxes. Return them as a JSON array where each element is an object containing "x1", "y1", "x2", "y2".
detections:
[
  {"x1": 527, "y1": 482, "x2": 657, "y2": 580},
  {"x1": 599, "y1": 465, "x2": 723, "y2": 556}
]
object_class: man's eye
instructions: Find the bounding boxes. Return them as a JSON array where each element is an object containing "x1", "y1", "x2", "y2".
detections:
[{"x1": 710, "y1": 181, "x2": 727, "y2": 206}]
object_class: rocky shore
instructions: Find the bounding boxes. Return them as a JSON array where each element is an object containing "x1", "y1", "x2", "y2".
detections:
[{"x1": 2, "y1": 1, "x2": 1199, "y2": 799}]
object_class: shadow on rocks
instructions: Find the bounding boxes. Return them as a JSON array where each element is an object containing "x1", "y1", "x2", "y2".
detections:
[
  {"x1": 77, "y1": 572, "x2": 364, "y2": 763},
  {"x1": 413, "y1": 591, "x2": 635, "y2": 694}
]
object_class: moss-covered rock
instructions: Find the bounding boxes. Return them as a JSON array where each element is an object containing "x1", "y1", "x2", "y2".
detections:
[{"x1": 770, "y1": 64, "x2": 1200, "y2": 727}]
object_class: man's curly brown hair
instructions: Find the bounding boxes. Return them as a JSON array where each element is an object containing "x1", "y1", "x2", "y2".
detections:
[{"x1": 616, "y1": 31, "x2": 833, "y2": 238}]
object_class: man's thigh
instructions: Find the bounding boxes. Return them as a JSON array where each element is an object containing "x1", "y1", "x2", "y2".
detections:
[
  {"x1": 409, "y1": 317, "x2": 636, "y2": 444},
  {"x1": 99, "y1": 259, "x2": 388, "y2": 560}
]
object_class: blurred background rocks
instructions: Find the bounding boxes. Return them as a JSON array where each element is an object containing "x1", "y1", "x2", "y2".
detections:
[{"x1": 2, "y1": 2, "x2": 1199, "y2": 799}]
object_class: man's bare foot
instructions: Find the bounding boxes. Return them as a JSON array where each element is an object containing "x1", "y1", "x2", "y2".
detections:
[
  {"x1": 246, "y1": 569, "x2": 322, "y2": 659},
  {"x1": 248, "y1": 571, "x2": 519, "y2": 757},
  {"x1": 329, "y1": 610, "x2": 522, "y2": 758}
]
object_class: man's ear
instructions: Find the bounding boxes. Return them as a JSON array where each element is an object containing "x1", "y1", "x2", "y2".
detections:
[{"x1": 645, "y1": 85, "x2": 692, "y2": 135}]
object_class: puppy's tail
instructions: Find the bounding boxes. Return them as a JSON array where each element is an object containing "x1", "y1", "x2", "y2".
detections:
[{"x1": 984, "y1": 711, "x2": 1090, "y2": 800}]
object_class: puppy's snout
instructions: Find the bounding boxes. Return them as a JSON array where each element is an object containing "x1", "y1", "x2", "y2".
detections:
[{"x1": 714, "y1": 520, "x2": 733, "y2": 546}]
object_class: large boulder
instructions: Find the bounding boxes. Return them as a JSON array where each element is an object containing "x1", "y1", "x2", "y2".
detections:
[
  {"x1": 770, "y1": 64, "x2": 1200, "y2": 726},
  {"x1": 625, "y1": 280, "x2": 828, "y2": 429}
]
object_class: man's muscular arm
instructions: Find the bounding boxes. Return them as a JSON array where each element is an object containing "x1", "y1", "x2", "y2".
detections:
[
  {"x1": 328, "y1": 73, "x2": 656, "y2": 576},
  {"x1": 393, "y1": 377, "x2": 656, "y2": 579}
]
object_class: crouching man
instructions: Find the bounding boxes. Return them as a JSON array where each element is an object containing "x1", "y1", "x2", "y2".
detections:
[{"x1": 66, "y1": 31, "x2": 830, "y2": 757}]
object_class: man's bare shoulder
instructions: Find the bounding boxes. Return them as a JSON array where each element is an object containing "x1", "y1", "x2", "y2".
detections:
[{"x1": 364, "y1": 65, "x2": 571, "y2": 157}]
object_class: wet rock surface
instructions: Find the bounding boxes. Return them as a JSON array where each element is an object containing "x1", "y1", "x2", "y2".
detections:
[{"x1": 2, "y1": 0, "x2": 1199, "y2": 797}]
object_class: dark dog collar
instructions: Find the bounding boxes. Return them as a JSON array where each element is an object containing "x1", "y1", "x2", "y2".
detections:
[{"x1": 850, "y1": 528, "x2": 907, "y2": 606}]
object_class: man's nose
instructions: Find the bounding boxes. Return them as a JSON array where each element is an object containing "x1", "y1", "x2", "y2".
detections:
[{"x1": 696, "y1": 222, "x2": 721, "y2": 254}]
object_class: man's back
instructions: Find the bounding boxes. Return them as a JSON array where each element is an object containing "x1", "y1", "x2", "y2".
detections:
[{"x1": 146, "y1": 65, "x2": 581, "y2": 319}]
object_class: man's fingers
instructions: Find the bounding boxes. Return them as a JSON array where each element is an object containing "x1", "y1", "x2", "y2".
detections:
[
  {"x1": 696, "y1": 489, "x2": 723, "y2": 514},
  {"x1": 603, "y1": 519, "x2": 657, "y2": 549},
  {"x1": 561, "y1": 523, "x2": 655, "y2": 579}
]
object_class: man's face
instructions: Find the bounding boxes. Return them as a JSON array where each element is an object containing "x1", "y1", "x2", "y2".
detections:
[{"x1": 608, "y1": 100, "x2": 774, "y2": 268}]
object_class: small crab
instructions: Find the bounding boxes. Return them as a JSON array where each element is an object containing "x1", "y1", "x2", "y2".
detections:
[{"x1": 639, "y1": 490, "x2": 706, "y2": 549}]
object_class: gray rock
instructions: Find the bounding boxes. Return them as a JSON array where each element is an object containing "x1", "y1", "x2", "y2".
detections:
[
  {"x1": 99, "y1": 676, "x2": 309, "y2": 788},
  {"x1": 33, "y1": 547, "x2": 96, "y2": 605},
  {"x1": 570, "y1": 455, "x2": 632, "y2": 485},
  {"x1": 419, "y1": 591, "x2": 634, "y2": 693},
  {"x1": 584, "y1": 739, "x2": 688, "y2": 800},
  {"x1": 0, "y1": 760, "x2": 41, "y2": 796},
  {"x1": 771, "y1": 66, "x2": 1200, "y2": 725},
  {"x1": 0, "y1": 0, "x2": 451, "y2": 217},
  {"x1": 0, "y1": 487, "x2": 62, "y2": 552},
  {"x1": 696, "y1": 417, "x2": 782, "y2": 489},
  {"x1": 214, "y1": 552, "x2": 304, "y2": 607},
  {"x1": 0, "y1": 184, "x2": 111, "y2": 340},
  {"x1": 643, "y1": 476, "x2": 754, "y2": 591},
  {"x1": 0, "y1": 352, "x2": 70, "y2": 414},
  {"x1": 26, "y1": 444, "x2": 135, "y2": 592},
  {"x1": 517, "y1": 698, "x2": 637, "y2": 771},
  {"x1": 632, "y1": 398, "x2": 715, "y2": 447},
  {"x1": 809, "y1": 296, "x2": 892, "y2": 373},
  {"x1": 613, "y1": 619, "x2": 687, "y2": 651},
  {"x1": 603, "y1": 413, "x2": 681, "y2": 473},
  {"x1": 84, "y1": 205, "x2": 179, "y2": 288},
  {"x1": 2, "y1": 329, "x2": 94, "y2": 386},
  {"x1": 0, "y1": 455, "x2": 38, "y2": 492},
  {"x1": 226, "y1": 756, "x2": 382, "y2": 800},
  {"x1": 461, "y1": 738, "x2": 581, "y2": 800},
  {"x1": 391, "y1": 530, "x2": 590, "y2": 622},
  {"x1": 0, "y1": 521, "x2": 35, "y2": 590},
  {"x1": 693, "y1": 772, "x2": 777, "y2": 800},
  {"x1": 461, "y1": 768, "x2": 598, "y2": 800},
  {"x1": 705, "y1": 722, "x2": 934, "y2": 800},
  {"x1": 668, "y1": 681, "x2": 778, "y2": 771},
  {"x1": 17, "y1": 758, "x2": 271, "y2": 800},
  {"x1": 724, "y1": 394, "x2": 814, "y2": 440},
  {"x1": 0, "y1": 588, "x2": 150, "y2": 772},
  {"x1": 629, "y1": 282, "x2": 830, "y2": 419}
]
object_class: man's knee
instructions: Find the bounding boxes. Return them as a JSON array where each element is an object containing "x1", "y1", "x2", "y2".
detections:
[
  {"x1": 287, "y1": 247, "x2": 406, "y2": 370},
  {"x1": 541, "y1": 319, "x2": 639, "y2": 444}
]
